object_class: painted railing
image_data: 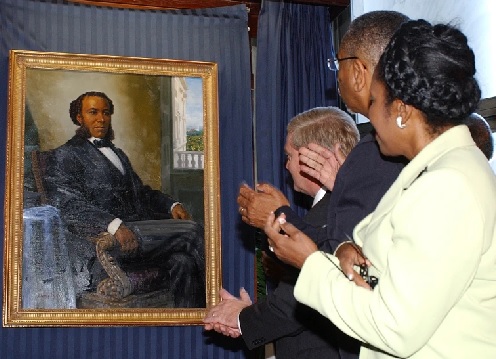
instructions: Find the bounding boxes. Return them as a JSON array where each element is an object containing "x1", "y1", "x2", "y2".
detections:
[{"x1": 174, "y1": 151, "x2": 204, "y2": 169}]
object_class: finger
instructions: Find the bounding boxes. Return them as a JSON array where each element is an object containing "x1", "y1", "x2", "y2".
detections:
[
  {"x1": 212, "y1": 323, "x2": 224, "y2": 333},
  {"x1": 299, "y1": 164, "x2": 320, "y2": 180},
  {"x1": 265, "y1": 214, "x2": 287, "y2": 251},
  {"x1": 307, "y1": 142, "x2": 332, "y2": 156},
  {"x1": 219, "y1": 288, "x2": 236, "y2": 300},
  {"x1": 263, "y1": 212, "x2": 280, "y2": 242},
  {"x1": 278, "y1": 218, "x2": 301, "y2": 237},
  {"x1": 352, "y1": 272, "x2": 372, "y2": 290},
  {"x1": 299, "y1": 152, "x2": 322, "y2": 169},
  {"x1": 239, "y1": 287, "x2": 252, "y2": 303},
  {"x1": 267, "y1": 212, "x2": 284, "y2": 234},
  {"x1": 240, "y1": 215, "x2": 252, "y2": 226},
  {"x1": 299, "y1": 145, "x2": 320, "y2": 161},
  {"x1": 340, "y1": 260, "x2": 356, "y2": 278},
  {"x1": 237, "y1": 194, "x2": 250, "y2": 208},
  {"x1": 238, "y1": 185, "x2": 255, "y2": 198},
  {"x1": 239, "y1": 182, "x2": 252, "y2": 191},
  {"x1": 256, "y1": 183, "x2": 273, "y2": 193}
]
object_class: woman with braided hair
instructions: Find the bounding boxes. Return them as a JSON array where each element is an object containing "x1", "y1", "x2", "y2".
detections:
[{"x1": 264, "y1": 19, "x2": 496, "y2": 358}]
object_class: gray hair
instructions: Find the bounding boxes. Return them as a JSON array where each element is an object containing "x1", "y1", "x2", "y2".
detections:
[{"x1": 287, "y1": 107, "x2": 359, "y2": 157}]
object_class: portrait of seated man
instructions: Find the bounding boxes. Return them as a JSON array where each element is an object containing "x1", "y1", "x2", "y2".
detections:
[{"x1": 44, "y1": 91, "x2": 205, "y2": 308}]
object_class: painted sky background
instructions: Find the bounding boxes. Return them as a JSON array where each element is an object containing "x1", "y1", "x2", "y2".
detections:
[{"x1": 185, "y1": 77, "x2": 203, "y2": 130}]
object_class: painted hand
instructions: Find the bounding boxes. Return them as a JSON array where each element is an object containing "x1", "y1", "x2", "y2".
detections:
[
  {"x1": 171, "y1": 203, "x2": 192, "y2": 220},
  {"x1": 114, "y1": 224, "x2": 139, "y2": 254}
]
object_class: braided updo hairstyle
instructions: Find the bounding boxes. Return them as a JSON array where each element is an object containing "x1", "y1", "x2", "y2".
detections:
[{"x1": 376, "y1": 20, "x2": 481, "y2": 130}]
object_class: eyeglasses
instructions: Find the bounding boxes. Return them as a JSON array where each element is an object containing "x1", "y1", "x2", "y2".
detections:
[{"x1": 327, "y1": 56, "x2": 360, "y2": 71}]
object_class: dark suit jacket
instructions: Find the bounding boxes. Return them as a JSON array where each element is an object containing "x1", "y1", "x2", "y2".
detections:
[
  {"x1": 240, "y1": 134, "x2": 406, "y2": 359},
  {"x1": 45, "y1": 135, "x2": 176, "y2": 238},
  {"x1": 43, "y1": 136, "x2": 206, "y2": 306},
  {"x1": 241, "y1": 192, "x2": 346, "y2": 359},
  {"x1": 279, "y1": 133, "x2": 406, "y2": 252}
]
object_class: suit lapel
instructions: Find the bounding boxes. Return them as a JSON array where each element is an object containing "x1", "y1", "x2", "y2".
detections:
[
  {"x1": 81, "y1": 140, "x2": 126, "y2": 179},
  {"x1": 304, "y1": 191, "x2": 331, "y2": 227}
]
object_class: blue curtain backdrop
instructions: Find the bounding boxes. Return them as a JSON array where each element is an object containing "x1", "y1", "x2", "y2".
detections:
[
  {"x1": 255, "y1": 0, "x2": 338, "y2": 214},
  {"x1": 0, "y1": 1, "x2": 254, "y2": 358}
]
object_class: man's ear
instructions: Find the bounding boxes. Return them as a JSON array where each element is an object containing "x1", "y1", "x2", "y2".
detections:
[
  {"x1": 351, "y1": 59, "x2": 368, "y2": 92},
  {"x1": 76, "y1": 113, "x2": 83, "y2": 125}
]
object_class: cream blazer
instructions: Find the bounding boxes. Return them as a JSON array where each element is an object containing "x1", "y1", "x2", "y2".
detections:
[{"x1": 294, "y1": 125, "x2": 496, "y2": 359}]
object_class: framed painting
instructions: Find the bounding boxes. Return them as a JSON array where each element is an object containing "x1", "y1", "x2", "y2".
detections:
[{"x1": 3, "y1": 50, "x2": 221, "y2": 326}]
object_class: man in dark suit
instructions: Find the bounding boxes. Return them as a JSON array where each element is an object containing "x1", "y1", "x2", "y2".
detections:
[
  {"x1": 204, "y1": 106, "x2": 362, "y2": 357},
  {"x1": 204, "y1": 11, "x2": 410, "y2": 359},
  {"x1": 45, "y1": 91, "x2": 205, "y2": 307}
]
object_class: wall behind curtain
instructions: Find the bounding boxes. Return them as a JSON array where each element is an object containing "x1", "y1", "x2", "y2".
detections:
[
  {"x1": 0, "y1": 0, "x2": 254, "y2": 358},
  {"x1": 352, "y1": 0, "x2": 496, "y2": 99},
  {"x1": 255, "y1": 0, "x2": 338, "y2": 214}
]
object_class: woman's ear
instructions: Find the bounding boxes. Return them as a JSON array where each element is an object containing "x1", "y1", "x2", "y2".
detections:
[{"x1": 396, "y1": 100, "x2": 414, "y2": 125}]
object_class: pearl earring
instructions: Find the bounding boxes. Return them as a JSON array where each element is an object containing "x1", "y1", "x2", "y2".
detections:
[{"x1": 396, "y1": 116, "x2": 406, "y2": 129}]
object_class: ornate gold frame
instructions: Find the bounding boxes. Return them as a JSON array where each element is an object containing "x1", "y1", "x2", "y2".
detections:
[{"x1": 3, "y1": 50, "x2": 221, "y2": 326}]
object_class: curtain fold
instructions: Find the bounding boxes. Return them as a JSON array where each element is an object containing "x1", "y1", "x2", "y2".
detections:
[
  {"x1": 0, "y1": 1, "x2": 253, "y2": 358},
  {"x1": 255, "y1": 0, "x2": 338, "y2": 214}
]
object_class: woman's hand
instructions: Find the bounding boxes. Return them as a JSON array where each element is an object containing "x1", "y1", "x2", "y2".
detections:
[
  {"x1": 336, "y1": 242, "x2": 372, "y2": 290},
  {"x1": 263, "y1": 212, "x2": 317, "y2": 269}
]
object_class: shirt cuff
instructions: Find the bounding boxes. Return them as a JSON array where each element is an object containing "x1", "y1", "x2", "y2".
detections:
[
  {"x1": 108, "y1": 218, "x2": 123, "y2": 235},
  {"x1": 170, "y1": 202, "x2": 181, "y2": 213},
  {"x1": 237, "y1": 314, "x2": 242, "y2": 335},
  {"x1": 333, "y1": 240, "x2": 353, "y2": 256}
]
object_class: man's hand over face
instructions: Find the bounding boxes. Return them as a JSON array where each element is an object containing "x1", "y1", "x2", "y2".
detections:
[
  {"x1": 299, "y1": 143, "x2": 345, "y2": 191},
  {"x1": 237, "y1": 183, "x2": 289, "y2": 229}
]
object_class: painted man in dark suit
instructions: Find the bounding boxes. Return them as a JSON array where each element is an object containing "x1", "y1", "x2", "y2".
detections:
[
  {"x1": 204, "y1": 11, "x2": 410, "y2": 359},
  {"x1": 204, "y1": 106, "x2": 363, "y2": 358},
  {"x1": 45, "y1": 91, "x2": 205, "y2": 307}
]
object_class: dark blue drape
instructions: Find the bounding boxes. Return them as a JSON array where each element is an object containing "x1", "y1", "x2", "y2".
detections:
[
  {"x1": 0, "y1": 0, "x2": 253, "y2": 358},
  {"x1": 255, "y1": 0, "x2": 338, "y2": 214}
]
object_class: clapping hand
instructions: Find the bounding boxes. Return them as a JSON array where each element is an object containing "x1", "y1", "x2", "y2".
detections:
[
  {"x1": 237, "y1": 183, "x2": 289, "y2": 229},
  {"x1": 203, "y1": 288, "x2": 252, "y2": 338}
]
